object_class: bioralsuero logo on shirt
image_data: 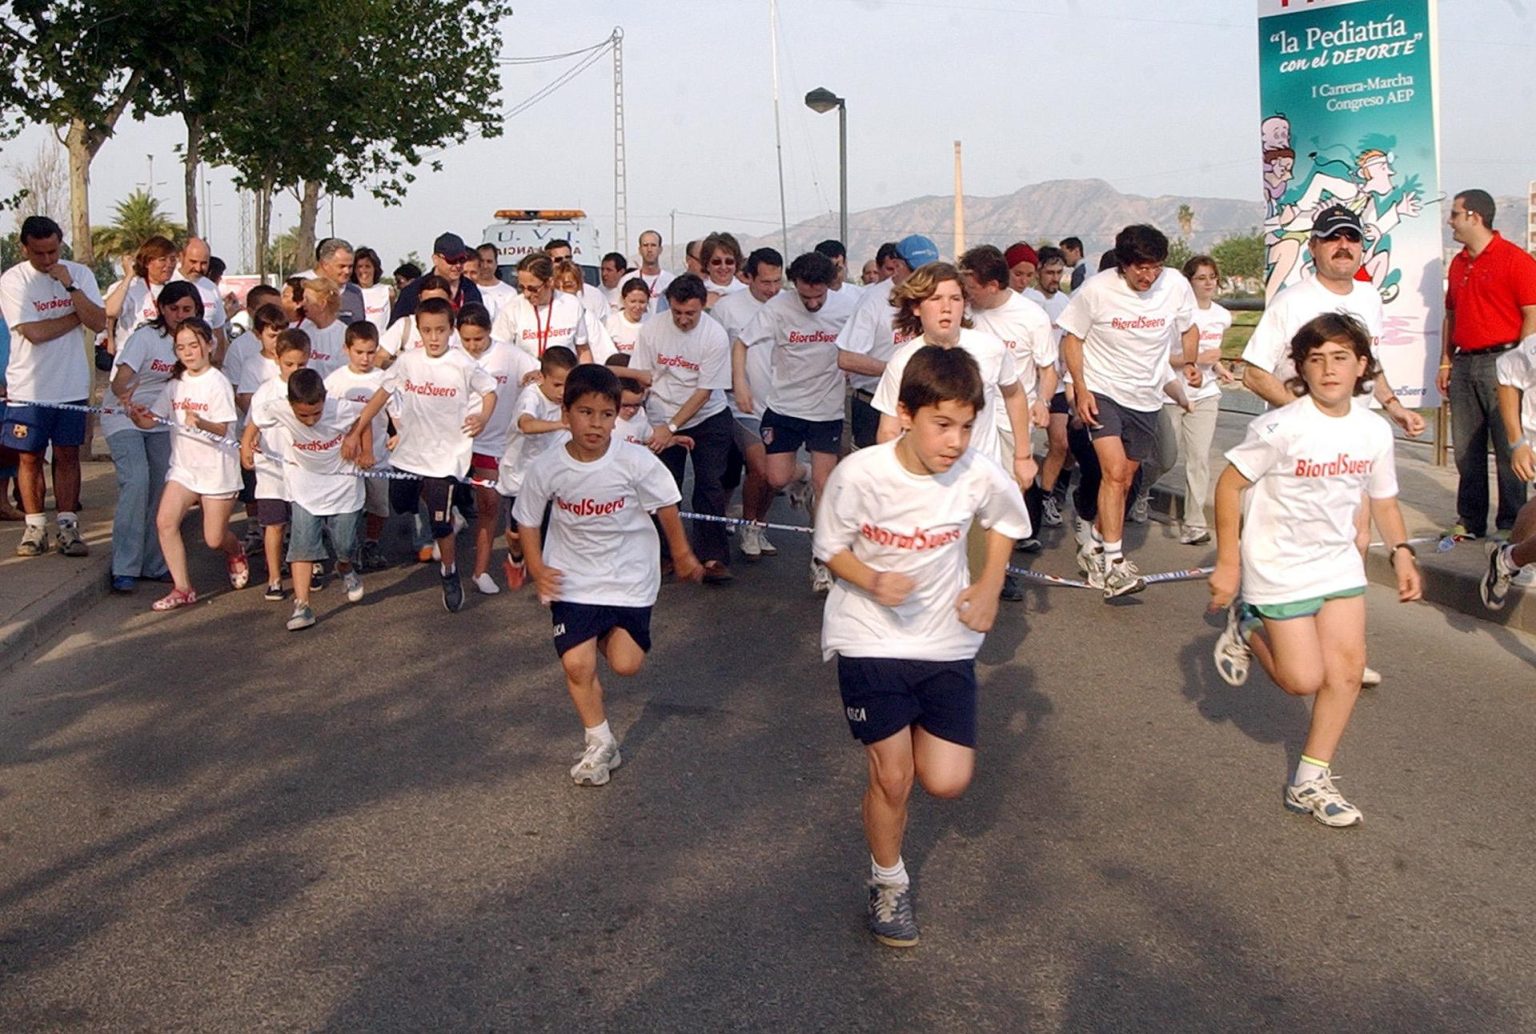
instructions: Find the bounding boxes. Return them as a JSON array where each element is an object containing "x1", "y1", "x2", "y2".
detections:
[
  {"x1": 294, "y1": 431, "x2": 346, "y2": 454},
  {"x1": 33, "y1": 296, "x2": 75, "y2": 315},
  {"x1": 554, "y1": 494, "x2": 627, "y2": 517},
  {"x1": 1294, "y1": 453, "x2": 1374, "y2": 478},
  {"x1": 786, "y1": 330, "x2": 838, "y2": 344},
  {"x1": 402, "y1": 379, "x2": 459, "y2": 398},
  {"x1": 1109, "y1": 315, "x2": 1167, "y2": 331},
  {"x1": 656, "y1": 354, "x2": 700, "y2": 372},
  {"x1": 149, "y1": 359, "x2": 176, "y2": 374},
  {"x1": 859, "y1": 522, "x2": 964, "y2": 550},
  {"x1": 172, "y1": 398, "x2": 211, "y2": 412}
]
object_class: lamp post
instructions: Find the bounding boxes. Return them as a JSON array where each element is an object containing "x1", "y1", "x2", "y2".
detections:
[{"x1": 804, "y1": 87, "x2": 847, "y2": 247}]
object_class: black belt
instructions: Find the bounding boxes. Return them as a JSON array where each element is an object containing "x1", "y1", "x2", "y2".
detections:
[
  {"x1": 852, "y1": 388, "x2": 875, "y2": 403},
  {"x1": 1454, "y1": 342, "x2": 1519, "y2": 358}
]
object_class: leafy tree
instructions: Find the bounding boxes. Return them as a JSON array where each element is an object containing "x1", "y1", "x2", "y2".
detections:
[
  {"x1": 1166, "y1": 236, "x2": 1194, "y2": 273},
  {"x1": 1211, "y1": 229, "x2": 1266, "y2": 286},
  {"x1": 90, "y1": 188, "x2": 186, "y2": 259}
]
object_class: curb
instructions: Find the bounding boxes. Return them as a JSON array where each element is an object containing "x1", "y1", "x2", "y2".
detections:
[{"x1": 0, "y1": 552, "x2": 114, "y2": 675}]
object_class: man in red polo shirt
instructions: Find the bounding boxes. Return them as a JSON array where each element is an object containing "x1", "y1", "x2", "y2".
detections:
[{"x1": 1439, "y1": 189, "x2": 1536, "y2": 539}]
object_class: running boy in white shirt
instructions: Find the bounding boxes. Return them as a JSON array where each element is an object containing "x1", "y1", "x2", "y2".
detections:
[
  {"x1": 815, "y1": 345, "x2": 1032, "y2": 948},
  {"x1": 239, "y1": 328, "x2": 311, "y2": 600},
  {"x1": 1209, "y1": 313, "x2": 1421, "y2": 827},
  {"x1": 498, "y1": 346, "x2": 579, "y2": 587},
  {"x1": 343, "y1": 297, "x2": 498, "y2": 612},
  {"x1": 513, "y1": 364, "x2": 703, "y2": 787},
  {"x1": 1482, "y1": 332, "x2": 1536, "y2": 609},
  {"x1": 324, "y1": 321, "x2": 391, "y2": 570}
]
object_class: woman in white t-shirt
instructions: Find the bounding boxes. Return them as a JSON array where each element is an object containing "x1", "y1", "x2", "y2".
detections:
[
  {"x1": 105, "y1": 280, "x2": 204, "y2": 591},
  {"x1": 699, "y1": 234, "x2": 745, "y2": 308},
  {"x1": 351, "y1": 246, "x2": 394, "y2": 337},
  {"x1": 1208, "y1": 312, "x2": 1421, "y2": 829},
  {"x1": 1169, "y1": 256, "x2": 1234, "y2": 545},
  {"x1": 104, "y1": 236, "x2": 178, "y2": 354},
  {"x1": 129, "y1": 317, "x2": 249, "y2": 611},
  {"x1": 494, "y1": 253, "x2": 591, "y2": 361},
  {"x1": 600, "y1": 278, "x2": 650, "y2": 361}
]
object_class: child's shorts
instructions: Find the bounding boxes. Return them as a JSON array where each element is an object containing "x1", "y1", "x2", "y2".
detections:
[
  {"x1": 363, "y1": 476, "x2": 389, "y2": 519},
  {"x1": 255, "y1": 498, "x2": 291, "y2": 527},
  {"x1": 287, "y1": 505, "x2": 362, "y2": 564},
  {"x1": 836, "y1": 655, "x2": 978, "y2": 748},
  {"x1": 1245, "y1": 585, "x2": 1366, "y2": 622},
  {"x1": 550, "y1": 601, "x2": 652, "y2": 658}
]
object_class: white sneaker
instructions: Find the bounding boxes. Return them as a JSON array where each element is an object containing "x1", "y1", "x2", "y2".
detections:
[
  {"x1": 1041, "y1": 495, "x2": 1063, "y2": 527},
  {"x1": 726, "y1": 502, "x2": 742, "y2": 537},
  {"x1": 570, "y1": 738, "x2": 622, "y2": 786},
  {"x1": 788, "y1": 472, "x2": 814, "y2": 513},
  {"x1": 1077, "y1": 544, "x2": 1105, "y2": 590},
  {"x1": 1180, "y1": 526, "x2": 1212, "y2": 546},
  {"x1": 740, "y1": 525, "x2": 762, "y2": 559},
  {"x1": 1101, "y1": 556, "x2": 1146, "y2": 598},
  {"x1": 472, "y1": 571, "x2": 501, "y2": 595},
  {"x1": 758, "y1": 531, "x2": 778, "y2": 556},
  {"x1": 1130, "y1": 491, "x2": 1151, "y2": 524},
  {"x1": 1360, "y1": 665, "x2": 1382, "y2": 688},
  {"x1": 1284, "y1": 772, "x2": 1362, "y2": 827},
  {"x1": 1213, "y1": 600, "x2": 1251, "y2": 686},
  {"x1": 343, "y1": 569, "x2": 365, "y2": 603},
  {"x1": 811, "y1": 558, "x2": 833, "y2": 594}
]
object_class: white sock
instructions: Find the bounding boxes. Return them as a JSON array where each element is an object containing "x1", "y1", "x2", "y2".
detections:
[
  {"x1": 871, "y1": 855, "x2": 909, "y2": 887},
  {"x1": 1103, "y1": 539, "x2": 1124, "y2": 563},
  {"x1": 57, "y1": 510, "x2": 78, "y2": 526},
  {"x1": 1074, "y1": 516, "x2": 1093, "y2": 548},
  {"x1": 1293, "y1": 755, "x2": 1329, "y2": 786},
  {"x1": 585, "y1": 720, "x2": 615, "y2": 746},
  {"x1": 440, "y1": 562, "x2": 455, "y2": 576},
  {"x1": 25, "y1": 512, "x2": 45, "y2": 529}
]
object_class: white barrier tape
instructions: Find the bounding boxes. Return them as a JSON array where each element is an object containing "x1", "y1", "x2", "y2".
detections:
[{"x1": 677, "y1": 511, "x2": 815, "y2": 535}]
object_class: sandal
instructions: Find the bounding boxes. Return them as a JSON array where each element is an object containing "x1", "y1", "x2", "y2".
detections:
[
  {"x1": 152, "y1": 587, "x2": 198, "y2": 612},
  {"x1": 227, "y1": 554, "x2": 250, "y2": 590}
]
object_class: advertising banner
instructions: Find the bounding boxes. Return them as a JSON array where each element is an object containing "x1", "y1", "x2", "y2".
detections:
[{"x1": 1258, "y1": 0, "x2": 1442, "y2": 405}]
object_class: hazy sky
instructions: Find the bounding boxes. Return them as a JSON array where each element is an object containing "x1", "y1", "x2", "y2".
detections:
[{"x1": 3, "y1": 0, "x2": 1532, "y2": 270}]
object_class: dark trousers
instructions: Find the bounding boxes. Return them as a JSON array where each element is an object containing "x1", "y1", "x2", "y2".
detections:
[
  {"x1": 1450, "y1": 351, "x2": 1527, "y2": 534},
  {"x1": 850, "y1": 392, "x2": 881, "y2": 449},
  {"x1": 658, "y1": 408, "x2": 733, "y2": 565}
]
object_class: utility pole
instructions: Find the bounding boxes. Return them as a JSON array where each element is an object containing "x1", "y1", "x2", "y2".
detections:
[
  {"x1": 953, "y1": 141, "x2": 965, "y2": 257},
  {"x1": 612, "y1": 27, "x2": 629, "y2": 256}
]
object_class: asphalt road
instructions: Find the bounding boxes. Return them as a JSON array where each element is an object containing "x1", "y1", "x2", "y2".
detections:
[{"x1": 2, "y1": 504, "x2": 1535, "y2": 1032}]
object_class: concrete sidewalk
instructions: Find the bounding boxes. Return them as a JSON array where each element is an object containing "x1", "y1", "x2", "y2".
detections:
[{"x1": 1144, "y1": 389, "x2": 1536, "y2": 632}]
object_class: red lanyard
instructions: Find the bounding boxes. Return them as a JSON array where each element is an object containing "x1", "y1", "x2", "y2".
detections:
[{"x1": 531, "y1": 296, "x2": 555, "y2": 356}]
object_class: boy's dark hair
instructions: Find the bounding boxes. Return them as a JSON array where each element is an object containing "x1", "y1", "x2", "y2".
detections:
[
  {"x1": 1114, "y1": 224, "x2": 1169, "y2": 268},
  {"x1": 344, "y1": 320, "x2": 380, "y2": 347},
  {"x1": 246, "y1": 284, "x2": 281, "y2": 310},
  {"x1": 603, "y1": 353, "x2": 632, "y2": 368},
  {"x1": 1286, "y1": 312, "x2": 1380, "y2": 398},
  {"x1": 897, "y1": 345, "x2": 985, "y2": 418},
  {"x1": 958, "y1": 244, "x2": 1009, "y2": 290},
  {"x1": 1098, "y1": 248, "x2": 1119, "y2": 272},
  {"x1": 415, "y1": 296, "x2": 453, "y2": 322},
  {"x1": 418, "y1": 274, "x2": 453, "y2": 296},
  {"x1": 744, "y1": 247, "x2": 783, "y2": 277},
  {"x1": 456, "y1": 302, "x2": 492, "y2": 330},
  {"x1": 814, "y1": 239, "x2": 847, "y2": 261},
  {"x1": 208, "y1": 256, "x2": 226, "y2": 282},
  {"x1": 541, "y1": 344, "x2": 579, "y2": 375},
  {"x1": 287, "y1": 367, "x2": 327, "y2": 405},
  {"x1": 664, "y1": 272, "x2": 708, "y2": 306},
  {"x1": 620, "y1": 276, "x2": 651, "y2": 299},
  {"x1": 276, "y1": 328, "x2": 313, "y2": 356},
  {"x1": 787, "y1": 250, "x2": 835, "y2": 285},
  {"x1": 252, "y1": 303, "x2": 289, "y2": 336},
  {"x1": 1060, "y1": 236, "x2": 1084, "y2": 253},
  {"x1": 394, "y1": 262, "x2": 422, "y2": 281},
  {"x1": 618, "y1": 376, "x2": 645, "y2": 396},
  {"x1": 563, "y1": 363, "x2": 623, "y2": 409}
]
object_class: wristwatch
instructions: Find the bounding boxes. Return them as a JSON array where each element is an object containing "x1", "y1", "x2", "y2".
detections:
[
  {"x1": 666, "y1": 421, "x2": 678, "y2": 434},
  {"x1": 1391, "y1": 542, "x2": 1417, "y2": 561},
  {"x1": 64, "y1": 283, "x2": 79, "y2": 293}
]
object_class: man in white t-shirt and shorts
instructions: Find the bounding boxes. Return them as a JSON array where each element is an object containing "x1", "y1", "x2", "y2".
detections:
[
  {"x1": 1059, "y1": 224, "x2": 1200, "y2": 598},
  {"x1": 1024, "y1": 245, "x2": 1074, "y2": 526},
  {"x1": 0, "y1": 216, "x2": 108, "y2": 558}
]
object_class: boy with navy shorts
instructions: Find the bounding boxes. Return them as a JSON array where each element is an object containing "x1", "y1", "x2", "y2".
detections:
[
  {"x1": 813, "y1": 345, "x2": 1031, "y2": 947},
  {"x1": 513, "y1": 364, "x2": 703, "y2": 787}
]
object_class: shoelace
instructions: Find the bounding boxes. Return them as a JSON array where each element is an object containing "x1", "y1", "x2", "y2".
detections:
[{"x1": 871, "y1": 884, "x2": 910, "y2": 924}]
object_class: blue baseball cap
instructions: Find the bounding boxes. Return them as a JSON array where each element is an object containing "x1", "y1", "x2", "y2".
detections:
[{"x1": 896, "y1": 234, "x2": 940, "y2": 269}]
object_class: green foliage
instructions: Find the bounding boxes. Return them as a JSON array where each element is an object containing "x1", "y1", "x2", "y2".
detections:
[
  {"x1": 90, "y1": 189, "x2": 186, "y2": 259},
  {"x1": 1166, "y1": 236, "x2": 1194, "y2": 273},
  {"x1": 1211, "y1": 229, "x2": 1266, "y2": 285}
]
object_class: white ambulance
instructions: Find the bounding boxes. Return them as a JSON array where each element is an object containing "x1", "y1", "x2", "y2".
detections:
[{"x1": 480, "y1": 210, "x2": 602, "y2": 285}]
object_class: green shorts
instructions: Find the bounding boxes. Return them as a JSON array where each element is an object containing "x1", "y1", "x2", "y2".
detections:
[{"x1": 1244, "y1": 585, "x2": 1365, "y2": 622}]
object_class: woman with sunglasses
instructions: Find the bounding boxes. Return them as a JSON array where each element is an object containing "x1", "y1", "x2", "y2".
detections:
[
  {"x1": 492, "y1": 253, "x2": 592, "y2": 363},
  {"x1": 699, "y1": 233, "x2": 745, "y2": 309}
]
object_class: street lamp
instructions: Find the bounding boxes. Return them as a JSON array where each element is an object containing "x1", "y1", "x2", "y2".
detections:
[{"x1": 804, "y1": 87, "x2": 847, "y2": 248}]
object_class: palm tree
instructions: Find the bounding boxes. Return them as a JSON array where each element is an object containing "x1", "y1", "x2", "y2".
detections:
[
  {"x1": 90, "y1": 189, "x2": 185, "y2": 259},
  {"x1": 1176, "y1": 204, "x2": 1195, "y2": 239},
  {"x1": 265, "y1": 226, "x2": 304, "y2": 278}
]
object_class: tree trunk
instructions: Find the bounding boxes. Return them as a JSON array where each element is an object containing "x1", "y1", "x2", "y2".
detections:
[
  {"x1": 182, "y1": 113, "x2": 204, "y2": 240},
  {"x1": 64, "y1": 118, "x2": 94, "y2": 264},
  {"x1": 295, "y1": 179, "x2": 322, "y2": 271},
  {"x1": 255, "y1": 178, "x2": 275, "y2": 279}
]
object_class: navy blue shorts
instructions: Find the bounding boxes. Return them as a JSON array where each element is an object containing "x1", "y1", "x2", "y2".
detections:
[
  {"x1": 1085, "y1": 392, "x2": 1159, "y2": 463},
  {"x1": 551, "y1": 601, "x2": 653, "y2": 657},
  {"x1": 1049, "y1": 392, "x2": 1071, "y2": 416},
  {"x1": 837, "y1": 656, "x2": 977, "y2": 748},
  {"x1": 761, "y1": 408, "x2": 842, "y2": 455},
  {"x1": 1, "y1": 400, "x2": 88, "y2": 453}
]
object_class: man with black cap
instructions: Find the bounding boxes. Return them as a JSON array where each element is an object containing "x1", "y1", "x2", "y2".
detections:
[{"x1": 389, "y1": 232, "x2": 483, "y2": 323}]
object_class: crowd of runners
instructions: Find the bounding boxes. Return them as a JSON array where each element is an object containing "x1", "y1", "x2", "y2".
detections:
[{"x1": 3, "y1": 189, "x2": 1534, "y2": 948}]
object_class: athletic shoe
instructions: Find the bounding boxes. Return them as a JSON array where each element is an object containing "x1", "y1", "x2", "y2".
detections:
[
  {"x1": 702, "y1": 560, "x2": 734, "y2": 584},
  {"x1": 110, "y1": 575, "x2": 137, "y2": 594},
  {"x1": 471, "y1": 571, "x2": 500, "y2": 595},
  {"x1": 152, "y1": 587, "x2": 198, "y2": 612},
  {"x1": 866, "y1": 881, "x2": 919, "y2": 948},
  {"x1": 725, "y1": 502, "x2": 741, "y2": 538},
  {"x1": 788, "y1": 471, "x2": 814, "y2": 513},
  {"x1": 56, "y1": 521, "x2": 89, "y2": 556},
  {"x1": 286, "y1": 603, "x2": 316, "y2": 631},
  {"x1": 740, "y1": 525, "x2": 763, "y2": 560},
  {"x1": 310, "y1": 565, "x2": 325, "y2": 592},
  {"x1": 1077, "y1": 545, "x2": 1106, "y2": 590},
  {"x1": 757, "y1": 531, "x2": 778, "y2": 557},
  {"x1": 1482, "y1": 544, "x2": 1517, "y2": 612},
  {"x1": 1443, "y1": 521, "x2": 1479, "y2": 542},
  {"x1": 15, "y1": 523, "x2": 47, "y2": 557},
  {"x1": 1001, "y1": 572, "x2": 1025, "y2": 602},
  {"x1": 227, "y1": 553, "x2": 250, "y2": 590},
  {"x1": 343, "y1": 569, "x2": 365, "y2": 603},
  {"x1": 1130, "y1": 491, "x2": 1151, "y2": 524},
  {"x1": 416, "y1": 545, "x2": 435, "y2": 563},
  {"x1": 242, "y1": 526, "x2": 264, "y2": 557},
  {"x1": 1101, "y1": 557, "x2": 1146, "y2": 599},
  {"x1": 1284, "y1": 773, "x2": 1362, "y2": 828},
  {"x1": 503, "y1": 555, "x2": 527, "y2": 591},
  {"x1": 811, "y1": 558, "x2": 833, "y2": 594},
  {"x1": 1360, "y1": 666, "x2": 1382, "y2": 689},
  {"x1": 360, "y1": 541, "x2": 387, "y2": 571},
  {"x1": 263, "y1": 582, "x2": 286, "y2": 602},
  {"x1": 1180, "y1": 526, "x2": 1212, "y2": 546},
  {"x1": 1015, "y1": 536, "x2": 1043, "y2": 554},
  {"x1": 441, "y1": 569, "x2": 464, "y2": 612},
  {"x1": 1213, "y1": 599, "x2": 1251, "y2": 686},
  {"x1": 1492, "y1": 528, "x2": 1512, "y2": 544},
  {"x1": 570, "y1": 738, "x2": 622, "y2": 786},
  {"x1": 1041, "y1": 495, "x2": 1063, "y2": 527}
]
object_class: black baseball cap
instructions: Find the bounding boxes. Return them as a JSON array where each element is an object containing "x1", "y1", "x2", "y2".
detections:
[
  {"x1": 433, "y1": 232, "x2": 468, "y2": 260},
  {"x1": 1311, "y1": 205, "x2": 1364, "y2": 240}
]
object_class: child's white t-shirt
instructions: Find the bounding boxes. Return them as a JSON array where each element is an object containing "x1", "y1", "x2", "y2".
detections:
[
  {"x1": 1225, "y1": 396, "x2": 1398, "y2": 606},
  {"x1": 511, "y1": 439, "x2": 682, "y2": 608},
  {"x1": 872, "y1": 329, "x2": 1019, "y2": 466},
  {"x1": 814, "y1": 440, "x2": 1033, "y2": 662},
  {"x1": 381, "y1": 347, "x2": 497, "y2": 479},
  {"x1": 600, "y1": 311, "x2": 644, "y2": 361},
  {"x1": 254, "y1": 396, "x2": 366, "y2": 516},
  {"x1": 359, "y1": 283, "x2": 393, "y2": 335},
  {"x1": 739, "y1": 288, "x2": 857, "y2": 422},
  {"x1": 492, "y1": 292, "x2": 589, "y2": 359},
  {"x1": 325, "y1": 366, "x2": 391, "y2": 468},
  {"x1": 469, "y1": 339, "x2": 539, "y2": 459},
  {"x1": 615, "y1": 408, "x2": 654, "y2": 447},
  {"x1": 1496, "y1": 337, "x2": 1536, "y2": 439},
  {"x1": 1057, "y1": 268, "x2": 1195, "y2": 412},
  {"x1": 969, "y1": 290, "x2": 1057, "y2": 405},
  {"x1": 498, "y1": 383, "x2": 568, "y2": 495},
  {"x1": 297, "y1": 318, "x2": 347, "y2": 379},
  {"x1": 154, "y1": 368, "x2": 241, "y2": 495},
  {"x1": 248, "y1": 376, "x2": 292, "y2": 499},
  {"x1": 1183, "y1": 302, "x2": 1232, "y2": 404},
  {"x1": 103, "y1": 325, "x2": 176, "y2": 438}
]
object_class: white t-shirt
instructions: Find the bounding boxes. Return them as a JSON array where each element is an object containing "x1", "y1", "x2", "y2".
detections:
[
  {"x1": 1496, "y1": 337, "x2": 1536, "y2": 439},
  {"x1": 511, "y1": 439, "x2": 682, "y2": 608},
  {"x1": 1022, "y1": 287, "x2": 1071, "y2": 391},
  {"x1": 837, "y1": 282, "x2": 913, "y2": 393},
  {"x1": 0, "y1": 259, "x2": 102, "y2": 402},
  {"x1": 474, "y1": 279, "x2": 518, "y2": 321},
  {"x1": 600, "y1": 311, "x2": 645, "y2": 361},
  {"x1": 297, "y1": 318, "x2": 348, "y2": 379},
  {"x1": 104, "y1": 325, "x2": 177, "y2": 438},
  {"x1": 615, "y1": 408, "x2": 654, "y2": 447},
  {"x1": 630, "y1": 312, "x2": 731, "y2": 430},
  {"x1": 636, "y1": 270, "x2": 675, "y2": 313},
  {"x1": 705, "y1": 277, "x2": 745, "y2": 299},
  {"x1": 381, "y1": 347, "x2": 497, "y2": 479},
  {"x1": 116, "y1": 278, "x2": 165, "y2": 350},
  {"x1": 238, "y1": 352, "x2": 280, "y2": 396},
  {"x1": 1057, "y1": 268, "x2": 1195, "y2": 412},
  {"x1": 248, "y1": 377, "x2": 291, "y2": 499},
  {"x1": 873, "y1": 330, "x2": 1019, "y2": 466},
  {"x1": 835, "y1": 281, "x2": 865, "y2": 302},
  {"x1": 1241, "y1": 275, "x2": 1384, "y2": 389},
  {"x1": 492, "y1": 292, "x2": 589, "y2": 360},
  {"x1": 169, "y1": 272, "x2": 227, "y2": 331},
  {"x1": 227, "y1": 334, "x2": 265, "y2": 396},
  {"x1": 1225, "y1": 396, "x2": 1397, "y2": 606},
  {"x1": 359, "y1": 283, "x2": 393, "y2": 336},
  {"x1": 710, "y1": 289, "x2": 771, "y2": 420},
  {"x1": 814, "y1": 440, "x2": 1032, "y2": 662},
  {"x1": 498, "y1": 383, "x2": 568, "y2": 495},
  {"x1": 325, "y1": 365, "x2": 391, "y2": 468},
  {"x1": 379, "y1": 315, "x2": 463, "y2": 358},
  {"x1": 740, "y1": 288, "x2": 857, "y2": 422},
  {"x1": 969, "y1": 290, "x2": 1057, "y2": 406},
  {"x1": 578, "y1": 282, "x2": 611, "y2": 322},
  {"x1": 154, "y1": 368, "x2": 241, "y2": 496},
  {"x1": 254, "y1": 396, "x2": 366, "y2": 516},
  {"x1": 1183, "y1": 302, "x2": 1232, "y2": 404},
  {"x1": 468, "y1": 340, "x2": 539, "y2": 459}
]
